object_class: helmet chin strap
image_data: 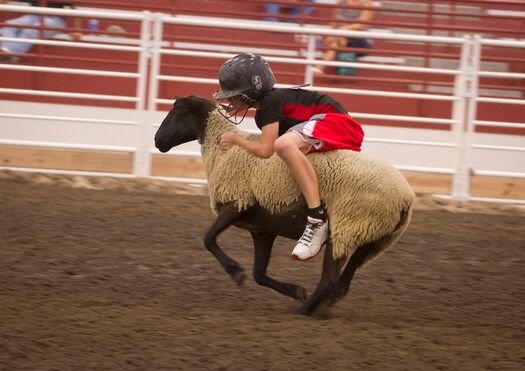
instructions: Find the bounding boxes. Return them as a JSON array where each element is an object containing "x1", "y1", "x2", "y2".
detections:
[
  {"x1": 216, "y1": 94, "x2": 255, "y2": 125},
  {"x1": 217, "y1": 102, "x2": 250, "y2": 125}
]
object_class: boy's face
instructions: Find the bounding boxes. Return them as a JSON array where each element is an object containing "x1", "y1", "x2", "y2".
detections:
[{"x1": 228, "y1": 95, "x2": 250, "y2": 111}]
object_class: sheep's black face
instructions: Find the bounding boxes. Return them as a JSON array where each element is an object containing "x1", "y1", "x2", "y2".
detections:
[{"x1": 154, "y1": 96, "x2": 214, "y2": 153}]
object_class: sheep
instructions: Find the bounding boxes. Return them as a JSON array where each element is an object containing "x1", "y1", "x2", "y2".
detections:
[{"x1": 154, "y1": 95, "x2": 415, "y2": 316}]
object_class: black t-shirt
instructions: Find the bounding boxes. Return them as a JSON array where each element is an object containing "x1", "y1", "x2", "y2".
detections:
[
  {"x1": 27, "y1": 1, "x2": 73, "y2": 8},
  {"x1": 255, "y1": 88, "x2": 348, "y2": 136}
]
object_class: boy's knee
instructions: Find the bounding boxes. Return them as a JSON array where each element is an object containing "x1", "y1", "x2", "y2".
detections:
[
  {"x1": 274, "y1": 135, "x2": 293, "y2": 156},
  {"x1": 275, "y1": 132, "x2": 309, "y2": 157}
]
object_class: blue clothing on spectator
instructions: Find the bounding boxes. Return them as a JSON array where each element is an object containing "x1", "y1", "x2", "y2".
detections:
[
  {"x1": 0, "y1": 1, "x2": 72, "y2": 56},
  {"x1": 1, "y1": 15, "x2": 67, "y2": 54},
  {"x1": 265, "y1": 1, "x2": 315, "y2": 22}
]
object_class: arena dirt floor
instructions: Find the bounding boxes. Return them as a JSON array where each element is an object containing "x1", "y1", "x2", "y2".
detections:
[{"x1": 1, "y1": 170, "x2": 524, "y2": 370}]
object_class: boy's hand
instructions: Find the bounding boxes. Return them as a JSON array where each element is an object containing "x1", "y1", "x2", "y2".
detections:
[{"x1": 220, "y1": 132, "x2": 239, "y2": 150}]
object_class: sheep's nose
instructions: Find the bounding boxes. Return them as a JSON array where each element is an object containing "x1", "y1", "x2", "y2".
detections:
[
  {"x1": 155, "y1": 142, "x2": 169, "y2": 153},
  {"x1": 154, "y1": 137, "x2": 168, "y2": 152},
  {"x1": 154, "y1": 133, "x2": 165, "y2": 149}
]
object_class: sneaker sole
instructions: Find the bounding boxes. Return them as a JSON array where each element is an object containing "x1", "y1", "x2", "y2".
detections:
[{"x1": 291, "y1": 242, "x2": 326, "y2": 262}]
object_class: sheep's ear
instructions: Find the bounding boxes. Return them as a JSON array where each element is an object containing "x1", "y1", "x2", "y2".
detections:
[
  {"x1": 171, "y1": 95, "x2": 190, "y2": 109},
  {"x1": 186, "y1": 95, "x2": 215, "y2": 112},
  {"x1": 171, "y1": 96, "x2": 193, "y2": 110}
]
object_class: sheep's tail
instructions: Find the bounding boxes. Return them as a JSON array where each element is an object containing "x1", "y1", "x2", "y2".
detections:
[{"x1": 356, "y1": 201, "x2": 414, "y2": 270}]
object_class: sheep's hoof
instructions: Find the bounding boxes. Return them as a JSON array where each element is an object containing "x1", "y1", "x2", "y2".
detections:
[
  {"x1": 232, "y1": 271, "x2": 246, "y2": 286},
  {"x1": 294, "y1": 286, "x2": 308, "y2": 302},
  {"x1": 296, "y1": 304, "x2": 313, "y2": 316},
  {"x1": 227, "y1": 265, "x2": 245, "y2": 286}
]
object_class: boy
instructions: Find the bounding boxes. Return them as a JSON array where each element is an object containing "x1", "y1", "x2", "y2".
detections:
[{"x1": 213, "y1": 53, "x2": 364, "y2": 261}]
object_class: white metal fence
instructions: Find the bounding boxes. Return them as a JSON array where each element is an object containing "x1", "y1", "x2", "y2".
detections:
[{"x1": 0, "y1": 5, "x2": 524, "y2": 203}]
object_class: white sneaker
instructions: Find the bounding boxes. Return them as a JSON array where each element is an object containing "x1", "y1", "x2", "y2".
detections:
[{"x1": 292, "y1": 217, "x2": 328, "y2": 261}]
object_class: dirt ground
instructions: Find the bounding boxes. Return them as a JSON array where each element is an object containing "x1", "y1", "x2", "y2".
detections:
[{"x1": 1, "y1": 170, "x2": 524, "y2": 370}]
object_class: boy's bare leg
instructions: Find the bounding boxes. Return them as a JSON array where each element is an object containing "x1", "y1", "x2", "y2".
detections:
[
  {"x1": 274, "y1": 132, "x2": 328, "y2": 261},
  {"x1": 274, "y1": 131, "x2": 320, "y2": 208}
]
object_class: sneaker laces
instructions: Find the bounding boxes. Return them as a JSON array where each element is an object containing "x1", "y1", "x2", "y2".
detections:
[{"x1": 298, "y1": 220, "x2": 323, "y2": 246}]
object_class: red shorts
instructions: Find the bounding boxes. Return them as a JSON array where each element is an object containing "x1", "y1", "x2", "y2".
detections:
[{"x1": 287, "y1": 113, "x2": 364, "y2": 153}]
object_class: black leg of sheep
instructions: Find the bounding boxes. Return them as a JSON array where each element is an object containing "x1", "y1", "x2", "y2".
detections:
[
  {"x1": 203, "y1": 203, "x2": 248, "y2": 286},
  {"x1": 296, "y1": 238, "x2": 348, "y2": 315},
  {"x1": 251, "y1": 231, "x2": 308, "y2": 302},
  {"x1": 332, "y1": 243, "x2": 373, "y2": 304},
  {"x1": 332, "y1": 207, "x2": 414, "y2": 304},
  {"x1": 204, "y1": 202, "x2": 309, "y2": 302}
]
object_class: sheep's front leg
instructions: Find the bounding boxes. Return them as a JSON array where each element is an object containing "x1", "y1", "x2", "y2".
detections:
[
  {"x1": 203, "y1": 202, "x2": 247, "y2": 286},
  {"x1": 251, "y1": 231, "x2": 307, "y2": 302},
  {"x1": 297, "y1": 238, "x2": 345, "y2": 316}
]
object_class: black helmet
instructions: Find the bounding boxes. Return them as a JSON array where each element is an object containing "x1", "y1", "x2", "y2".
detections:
[{"x1": 213, "y1": 53, "x2": 276, "y2": 102}]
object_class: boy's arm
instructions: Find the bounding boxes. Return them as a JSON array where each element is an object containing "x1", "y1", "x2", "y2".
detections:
[{"x1": 220, "y1": 122, "x2": 279, "y2": 159}]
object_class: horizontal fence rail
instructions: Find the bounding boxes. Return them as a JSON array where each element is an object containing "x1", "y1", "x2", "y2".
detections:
[{"x1": 0, "y1": 6, "x2": 524, "y2": 204}]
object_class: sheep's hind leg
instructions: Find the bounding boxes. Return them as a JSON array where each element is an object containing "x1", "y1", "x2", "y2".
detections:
[
  {"x1": 251, "y1": 231, "x2": 307, "y2": 302},
  {"x1": 204, "y1": 202, "x2": 247, "y2": 286},
  {"x1": 330, "y1": 244, "x2": 372, "y2": 305},
  {"x1": 333, "y1": 208, "x2": 413, "y2": 304},
  {"x1": 296, "y1": 239, "x2": 345, "y2": 316}
]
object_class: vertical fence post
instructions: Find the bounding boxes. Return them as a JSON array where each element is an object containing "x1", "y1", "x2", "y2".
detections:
[
  {"x1": 304, "y1": 34, "x2": 317, "y2": 86},
  {"x1": 451, "y1": 35, "x2": 472, "y2": 199},
  {"x1": 462, "y1": 34, "x2": 481, "y2": 192},
  {"x1": 143, "y1": 13, "x2": 165, "y2": 179},
  {"x1": 133, "y1": 12, "x2": 153, "y2": 177},
  {"x1": 147, "y1": 14, "x2": 164, "y2": 114},
  {"x1": 451, "y1": 35, "x2": 473, "y2": 200}
]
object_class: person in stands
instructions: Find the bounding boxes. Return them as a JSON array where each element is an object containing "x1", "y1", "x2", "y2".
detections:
[
  {"x1": 265, "y1": 0, "x2": 315, "y2": 22},
  {"x1": 0, "y1": 0, "x2": 80, "y2": 62},
  {"x1": 314, "y1": 0, "x2": 374, "y2": 75},
  {"x1": 214, "y1": 53, "x2": 364, "y2": 261}
]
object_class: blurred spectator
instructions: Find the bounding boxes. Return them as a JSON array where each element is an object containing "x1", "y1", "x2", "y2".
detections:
[
  {"x1": 0, "y1": 0, "x2": 80, "y2": 62},
  {"x1": 314, "y1": 0, "x2": 374, "y2": 75},
  {"x1": 265, "y1": 0, "x2": 315, "y2": 23},
  {"x1": 105, "y1": 24, "x2": 126, "y2": 37}
]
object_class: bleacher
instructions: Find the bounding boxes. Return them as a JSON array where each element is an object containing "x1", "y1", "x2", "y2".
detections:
[{"x1": 1, "y1": 0, "x2": 524, "y2": 128}]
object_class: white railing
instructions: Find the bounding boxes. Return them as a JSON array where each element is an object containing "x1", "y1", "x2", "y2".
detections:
[
  {"x1": 0, "y1": 5, "x2": 524, "y2": 203},
  {"x1": 447, "y1": 35, "x2": 525, "y2": 200},
  {"x1": 0, "y1": 5, "x2": 152, "y2": 176}
]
